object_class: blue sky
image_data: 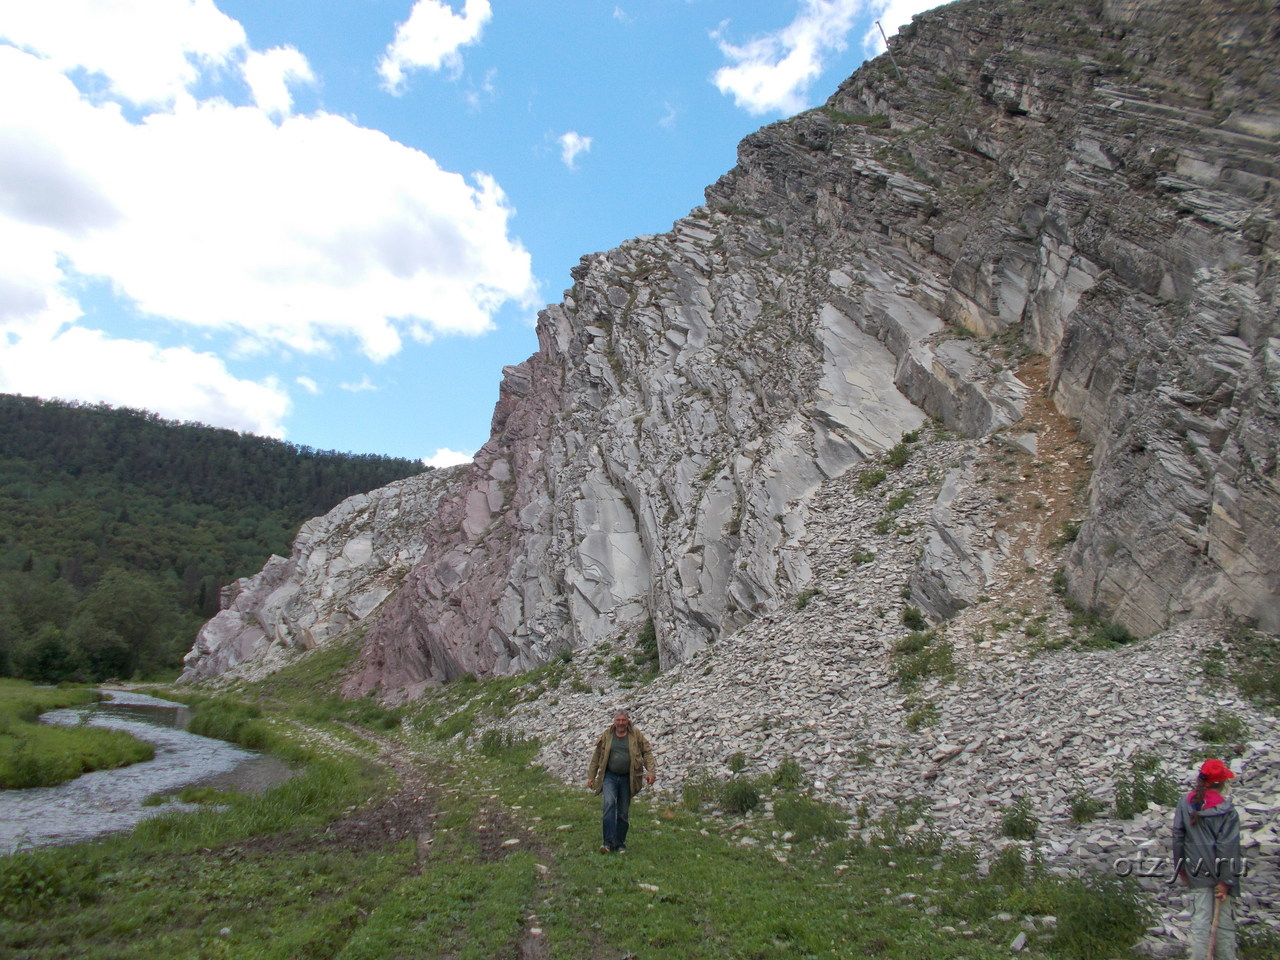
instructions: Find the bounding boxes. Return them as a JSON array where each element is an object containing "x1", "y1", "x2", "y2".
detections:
[{"x1": 0, "y1": 0, "x2": 941, "y2": 464}]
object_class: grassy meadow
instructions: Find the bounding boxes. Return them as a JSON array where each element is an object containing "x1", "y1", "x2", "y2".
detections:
[
  {"x1": 0, "y1": 680, "x2": 155, "y2": 789},
  {"x1": 0, "y1": 655, "x2": 1164, "y2": 960}
]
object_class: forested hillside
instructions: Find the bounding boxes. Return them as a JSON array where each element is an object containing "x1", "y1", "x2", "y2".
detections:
[{"x1": 0, "y1": 394, "x2": 426, "y2": 681}]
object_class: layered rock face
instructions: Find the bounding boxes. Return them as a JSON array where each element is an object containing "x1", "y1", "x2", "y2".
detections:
[
  {"x1": 184, "y1": 0, "x2": 1278, "y2": 696},
  {"x1": 179, "y1": 469, "x2": 464, "y2": 683}
]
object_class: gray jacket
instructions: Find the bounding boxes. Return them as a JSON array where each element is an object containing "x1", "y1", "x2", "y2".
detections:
[{"x1": 1172, "y1": 792, "x2": 1244, "y2": 891}]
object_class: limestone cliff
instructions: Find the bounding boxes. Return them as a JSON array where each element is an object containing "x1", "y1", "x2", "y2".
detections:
[
  {"x1": 179, "y1": 468, "x2": 464, "y2": 684},
  {"x1": 183, "y1": 0, "x2": 1278, "y2": 697}
]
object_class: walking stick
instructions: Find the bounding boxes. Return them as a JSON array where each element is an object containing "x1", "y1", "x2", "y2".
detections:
[{"x1": 1208, "y1": 894, "x2": 1222, "y2": 960}]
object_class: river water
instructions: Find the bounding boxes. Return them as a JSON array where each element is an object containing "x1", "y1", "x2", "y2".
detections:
[{"x1": 0, "y1": 690, "x2": 294, "y2": 854}]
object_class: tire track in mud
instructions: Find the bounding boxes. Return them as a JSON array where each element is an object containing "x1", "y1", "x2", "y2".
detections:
[{"x1": 282, "y1": 722, "x2": 558, "y2": 958}]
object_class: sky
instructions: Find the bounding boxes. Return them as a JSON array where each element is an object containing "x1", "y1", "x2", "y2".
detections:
[{"x1": 0, "y1": 0, "x2": 945, "y2": 466}]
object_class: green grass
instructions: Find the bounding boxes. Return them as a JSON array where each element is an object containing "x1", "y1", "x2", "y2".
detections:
[
  {"x1": 1196, "y1": 712, "x2": 1249, "y2": 745},
  {"x1": 0, "y1": 680, "x2": 155, "y2": 789},
  {"x1": 1227, "y1": 624, "x2": 1280, "y2": 708},
  {"x1": 891, "y1": 630, "x2": 955, "y2": 689},
  {"x1": 0, "y1": 710, "x2": 388, "y2": 955},
  {"x1": 0, "y1": 686, "x2": 1154, "y2": 960}
]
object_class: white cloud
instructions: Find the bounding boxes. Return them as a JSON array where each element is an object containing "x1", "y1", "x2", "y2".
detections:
[
  {"x1": 0, "y1": 42, "x2": 536, "y2": 362},
  {"x1": 0, "y1": 240, "x2": 291, "y2": 436},
  {"x1": 379, "y1": 0, "x2": 491, "y2": 94},
  {"x1": 0, "y1": 2, "x2": 537, "y2": 440},
  {"x1": 339, "y1": 376, "x2": 378, "y2": 393},
  {"x1": 712, "y1": 0, "x2": 864, "y2": 115},
  {"x1": 295, "y1": 375, "x2": 320, "y2": 395},
  {"x1": 423, "y1": 447, "x2": 472, "y2": 468},
  {"x1": 558, "y1": 131, "x2": 592, "y2": 170},
  {"x1": 0, "y1": 0, "x2": 245, "y2": 106},
  {"x1": 242, "y1": 45, "x2": 315, "y2": 118}
]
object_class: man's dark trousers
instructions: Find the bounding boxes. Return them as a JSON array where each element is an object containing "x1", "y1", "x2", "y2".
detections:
[{"x1": 602, "y1": 770, "x2": 631, "y2": 850}]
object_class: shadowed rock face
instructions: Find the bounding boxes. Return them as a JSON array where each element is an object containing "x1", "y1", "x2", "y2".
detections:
[{"x1": 184, "y1": 0, "x2": 1279, "y2": 698}]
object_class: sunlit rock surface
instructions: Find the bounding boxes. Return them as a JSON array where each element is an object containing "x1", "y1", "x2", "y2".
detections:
[{"x1": 184, "y1": 0, "x2": 1278, "y2": 698}]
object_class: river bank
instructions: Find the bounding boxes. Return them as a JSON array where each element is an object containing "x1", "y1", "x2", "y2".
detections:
[{"x1": 0, "y1": 689, "x2": 294, "y2": 853}]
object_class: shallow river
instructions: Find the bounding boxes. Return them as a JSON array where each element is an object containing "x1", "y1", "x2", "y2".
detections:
[{"x1": 1, "y1": 690, "x2": 294, "y2": 854}]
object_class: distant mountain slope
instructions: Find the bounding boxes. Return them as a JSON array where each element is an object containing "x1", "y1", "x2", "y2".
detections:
[{"x1": 0, "y1": 394, "x2": 427, "y2": 680}]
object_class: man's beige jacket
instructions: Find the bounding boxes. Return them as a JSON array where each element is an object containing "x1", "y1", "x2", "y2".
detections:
[{"x1": 588, "y1": 725, "x2": 656, "y2": 797}]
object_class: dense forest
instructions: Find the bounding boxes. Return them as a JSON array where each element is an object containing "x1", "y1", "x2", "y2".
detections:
[{"x1": 0, "y1": 394, "x2": 427, "y2": 682}]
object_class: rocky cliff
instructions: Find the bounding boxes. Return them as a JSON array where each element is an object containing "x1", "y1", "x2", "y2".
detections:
[{"x1": 182, "y1": 0, "x2": 1278, "y2": 700}]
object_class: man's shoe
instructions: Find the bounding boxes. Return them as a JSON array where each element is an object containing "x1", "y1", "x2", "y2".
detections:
[
  {"x1": 616, "y1": 846, "x2": 627, "y2": 854},
  {"x1": 599, "y1": 845, "x2": 610, "y2": 854}
]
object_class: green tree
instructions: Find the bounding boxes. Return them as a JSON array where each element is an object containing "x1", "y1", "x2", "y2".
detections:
[
  {"x1": 12, "y1": 623, "x2": 80, "y2": 683},
  {"x1": 75, "y1": 570, "x2": 178, "y2": 678}
]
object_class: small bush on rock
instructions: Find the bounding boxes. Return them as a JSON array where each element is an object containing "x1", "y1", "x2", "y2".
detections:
[
  {"x1": 1114, "y1": 753, "x2": 1177, "y2": 818},
  {"x1": 772, "y1": 758, "x2": 805, "y2": 790},
  {"x1": 721, "y1": 777, "x2": 761, "y2": 815},
  {"x1": 1000, "y1": 797, "x2": 1039, "y2": 840},
  {"x1": 1069, "y1": 790, "x2": 1107, "y2": 825}
]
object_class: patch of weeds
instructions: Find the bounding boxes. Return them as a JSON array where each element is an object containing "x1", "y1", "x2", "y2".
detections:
[
  {"x1": 886, "y1": 490, "x2": 912, "y2": 512},
  {"x1": 681, "y1": 766, "x2": 719, "y2": 811},
  {"x1": 1227, "y1": 622, "x2": 1280, "y2": 708},
  {"x1": 794, "y1": 587, "x2": 824, "y2": 611},
  {"x1": 873, "y1": 516, "x2": 894, "y2": 535},
  {"x1": 1067, "y1": 603, "x2": 1137, "y2": 648},
  {"x1": 0, "y1": 846, "x2": 100, "y2": 918},
  {"x1": 433, "y1": 711, "x2": 475, "y2": 741},
  {"x1": 606, "y1": 619, "x2": 662, "y2": 686},
  {"x1": 478, "y1": 728, "x2": 538, "y2": 758},
  {"x1": 1240, "y1": 927, "x2": 1280, "y2": 959},
  {"x1": 634, "y1": 617, "x2": 660, "y2": 672},
  {"x1": 851, "y1": 549, "x2": 875, "y2": 565},
  {"x1": 858, "y1": 468, "x2": 887, "y2": 491},
  {"x1": 1000, "y1": 797, "x2": 1039, "y2": 840},
  {"x1": 1046, "y1": 875, "x2": 1150, "y2": 960},
  {"x1": 886, "y1": 442, "x2": 911, "y2": 469},
  {"x1": 1115, "y1": 752, "x2": 1178, "y2": 818},
  {"x1": 1056, "y1": 518, "x2": 1082, "y2": 544},
  {"x1": 771, "y1": 758, "x2": 805, "y2": 790},
  {"x1": 901, "y1": 428, "x2": 921, "y2": 443},
  {"x1": 186, "y1": 698, "x2": 271, "y2": 750},
  {"x1": 901, "y1": 606, "x2": 928, "y2": 630},
  {"x1": 1069, "y1": 790, "x2": 1107, "y2": 825},
  {"x1": 721, "y1": 777, "x2": 761, "y2": 815},
  {"x1": 175, "y1": 786, "x2": 239, "y2": 806},
  {"x1": 904, "y1": 700, "x2": 939, "y2": 732},
  {"x1": 773, "y1": 795, "x2": 846, "y2": 843},
  {"x1": 1195, "y1": 713, "x2": 1248, "y2": 757},
  {"x1": 990, "y1": 843, "x2": 1033, "y2": 883},
  {"x1": 891, "y1": 630, "x2": 955, "y2": 689},
  {"x1": 1201, "y1": 645, "x2": 1227, "y2": 685}
]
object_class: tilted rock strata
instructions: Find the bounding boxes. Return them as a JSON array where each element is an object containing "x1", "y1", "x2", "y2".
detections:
[
  {"x1": 184, "y1": 0, "x2": 1278, "y2": 698},
  {"x1": 179, "y1": 468, "x2": 464, "y2": 684}
]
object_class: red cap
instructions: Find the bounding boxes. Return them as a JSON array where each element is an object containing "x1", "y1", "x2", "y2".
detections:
[{"x1": 1199, "y1": 758, "x2": 1235, "y2": 783}]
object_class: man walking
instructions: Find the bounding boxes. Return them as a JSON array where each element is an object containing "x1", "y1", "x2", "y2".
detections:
[{"x1": 586, "y1": 709, "x2": 656, "y2": 853}]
